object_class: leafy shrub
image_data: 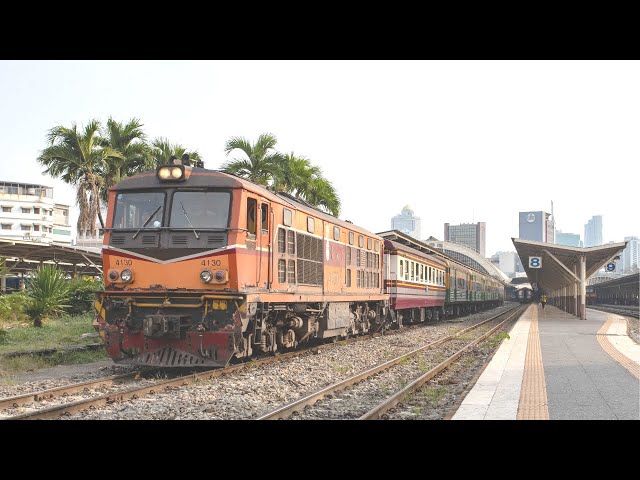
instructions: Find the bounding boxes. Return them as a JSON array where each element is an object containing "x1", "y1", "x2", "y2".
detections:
[
  {"x1": 67, "y1": 277, "x2": 104, "y2": 315},
  {"x1": 24, "y1": 265, "x2": 71, "y2": 327},
  {"x1": 0, "y1": 291, "x2": 30, "y2": 324}
]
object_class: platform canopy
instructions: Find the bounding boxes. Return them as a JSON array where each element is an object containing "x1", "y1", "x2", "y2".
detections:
[
  {"x1": 0, "y1": 238, "x2": 102, "y2": 276},
  {"x1": 512, "y1": 238, "x2": 627, "y2": 319}
]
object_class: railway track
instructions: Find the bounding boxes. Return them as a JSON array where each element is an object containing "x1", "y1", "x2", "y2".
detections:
[
  {"x1": 1, "y1": 304, "x2": 516, "y2": 420},
  {"x1": 257, "y1": 304, "x2": 526, "y2": 420}
]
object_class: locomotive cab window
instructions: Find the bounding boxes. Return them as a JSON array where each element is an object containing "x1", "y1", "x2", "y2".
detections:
[
  {"x1": 170, "y1": 191, "x2": 231, "y2": 229},
  {"x1": 113, "y1": 191, "x2": 166, "y2": 229}
]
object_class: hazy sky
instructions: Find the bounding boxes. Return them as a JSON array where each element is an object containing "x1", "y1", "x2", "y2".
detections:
[{"x1": 1, "y1": 60, "x2": 638, "y2": 254}]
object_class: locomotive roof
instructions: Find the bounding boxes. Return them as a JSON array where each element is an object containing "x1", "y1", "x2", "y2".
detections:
[
  {"x1": 383, "y1": 239, "x2": 447, "y2": 267},
  {"x1": 112, "y1": 167, "x2": 382, "y2": 240}
]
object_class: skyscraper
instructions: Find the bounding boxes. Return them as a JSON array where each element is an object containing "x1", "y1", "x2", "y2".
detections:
[
  {"x1": 620, "y1": 236, "x2": 639, "y2": 273},
  {"x1": 444, "y1": 222, "x2": 486, "y2": 257},
  {"x1": 584, "y1": 215, "x2": 603, "y2": 247},
  {"x1": 391, "y1": 205, "x2": 421, "y2": 238},
  {"x1": 555, "y1": 230, "x2": 582, "y2": 247},
  {"x1": 518, "y1": 211, "x2": 555, "y2": 243}
]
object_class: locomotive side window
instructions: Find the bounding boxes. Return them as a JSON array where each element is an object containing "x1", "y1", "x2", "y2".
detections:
[
  {"x1": 359, "y1": 235, "x2": 364, "y2": 248},
  {"x1": 346, "y1": 246, "x2": 351, "y2": 265},
  {"x1": 374, "y1": 240, "x2": 379, "y2": 252},
  {"x1": 283, "y1": 208, "x2": 292, "y2": 226},
  {"x1": 334, "y1": 226, "x2": 340, "y2": 241},
  {"x1": 307, "y1": 216, "x2": 315, "y2": 233},
  {"x1": 367, "y1": 238, "x2": 372, "y2": 250},
  {"x1": 346, "y1": 268, "x2": 351, "y2": 287},
  {"x1": 278, "y1": 259, "x2": 286, "y2": 283},
  {"x1": 247, "y1": 198, "x2": 257, "y2": 236},
  {"x1": 349, "y1": 232, "x2": 354, "y2": 245}
]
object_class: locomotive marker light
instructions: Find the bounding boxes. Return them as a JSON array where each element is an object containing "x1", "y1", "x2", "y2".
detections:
[
  {"x1": 120, "y1": 269, "x2": 133, "y2": 283},
  {"x1": 108, "y1": 270, "x2": 119, "y2": 281},
  {"x1": 200, "y1": 270, "x2": 213, "y2": 283}
]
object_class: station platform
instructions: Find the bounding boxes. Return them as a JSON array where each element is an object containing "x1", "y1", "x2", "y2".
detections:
[{"x1": 452, "y1": 304, "x2": 639, "y2": 420}]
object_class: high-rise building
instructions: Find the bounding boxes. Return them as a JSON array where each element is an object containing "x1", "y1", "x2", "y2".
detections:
[
  {"x1": 518, "y1": 211, "x2": 555, "y2": 243},
  {"x1": 391, "y1": 205, "x2": 421, "y2": 238},
  {"x1": 555, "y1": 230, "x2": 582, "y2": 247},
  {"x1": 584, "y1": 215, "x2": 603, "y2": 247},
  {"x1": 490, "y1": 251, "x2": 518, "y2": 275},
  {"x1": 444, "y1": 222, "x2": 486, "y2": 257},
  {"x1": 620, "y1": 236, "x2": 639, "y2": 273},
  {"x1": 0, "y1": 181, "x2": 72, "y2": 244}
]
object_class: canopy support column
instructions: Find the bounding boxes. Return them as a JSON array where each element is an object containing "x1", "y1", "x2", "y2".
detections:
[
  {"x1": 573, "y1": 264, "x2": 578, "y2": 316},
  {"x1": 580, "y1": 255, "x2": 587, "y2": 320}
]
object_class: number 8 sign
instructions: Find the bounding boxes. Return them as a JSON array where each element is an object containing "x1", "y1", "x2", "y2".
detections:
[{"x1": 529, "y1": 256, "x2": 542, "y2": 268}]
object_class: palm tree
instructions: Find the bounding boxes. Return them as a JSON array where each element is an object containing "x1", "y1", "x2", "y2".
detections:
[
  {"x1": 221, "y1": 133, "x2": 283, "y2": 187},
  {"x1": 273, "y1": 152, "x2": 320, "y2": 195},
  {"x1": 100, "y1": 118, "x2": 152, "y2": 201},
  {"x1": 150, "y1": 137, "x2": 202, "y2": 167},
  {"x1": 304, "y1": 176, "x2": 341, "y2": 216},
  {"x1": 37, "y1": 120, "x2": 122, "y2": 235}
]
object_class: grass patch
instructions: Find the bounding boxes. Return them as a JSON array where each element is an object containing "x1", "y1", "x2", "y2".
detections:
[
  {"x1": 0, "y1": 349, "x2": 108, "y2": 382},
  {"x1": 398, "y1": 355, "x2": 410, "y2": 366},
  {"x1": 332, "y1": 364, "x2": 350, "y2": 374},
  {"x1": 0, "y1": 312, "x2": 98, "y2": 355},
  {"x1": 424, "y1": 385, "x2": 447, "y2": 405},
  {"x1": 485, "y1": 332, "x2": 510, "y2": 349},
  {"x1": 417, "y1": 357, "x2": 429, "y2": 373}
]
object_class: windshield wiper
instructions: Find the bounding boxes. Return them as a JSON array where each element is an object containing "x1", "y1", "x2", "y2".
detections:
[
  {"x1": 180, "y1": 201, "x2": 200, "y2": 239},
  {"x1": 132, "y1": 205, "x2": 162, "y2": 239}
]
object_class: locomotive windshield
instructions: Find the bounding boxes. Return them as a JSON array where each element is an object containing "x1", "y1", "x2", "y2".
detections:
[
  {"x1": 169, "y1": 191, "x2": 230, "y2": 229},
  {"x1": 113, "y1": 192, "x2": 165, "y2": 229}
]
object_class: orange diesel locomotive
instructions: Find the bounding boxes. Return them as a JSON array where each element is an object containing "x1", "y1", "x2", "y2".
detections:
[{"x1": 94, "y1": 164, "x2": 387, "y2": 367}]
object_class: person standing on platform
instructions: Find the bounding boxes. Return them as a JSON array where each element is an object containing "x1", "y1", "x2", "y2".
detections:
[{"x1": 541, "y1": 293, "x2": 547, "y2": 309}]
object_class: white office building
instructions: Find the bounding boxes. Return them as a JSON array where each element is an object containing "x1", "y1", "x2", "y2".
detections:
[{"x1": 0, "y1": 181, "x2": 72, "y2": 244}]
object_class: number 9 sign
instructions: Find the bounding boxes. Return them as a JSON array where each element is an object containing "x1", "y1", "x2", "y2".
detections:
[{"x1": 529, "y1": 256, "x2": 542, "y2": 268}]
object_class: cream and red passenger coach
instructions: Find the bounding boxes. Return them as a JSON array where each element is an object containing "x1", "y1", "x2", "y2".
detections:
[{"x1": 95, "y1": 164, "x2": 387, "y2": 367}]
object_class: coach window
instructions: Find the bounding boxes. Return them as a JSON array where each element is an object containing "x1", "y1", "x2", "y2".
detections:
[
  {"x1": 420, "y1": 265, "x2": 424, "y2": 282},
  {"x1": 399, "y1": 260, "x2": 403, "y2": 278},
  {"x1": 428, "y1": 267, "x2": 432, "y2": 284},
  {"x1": 358, "y1": 235, "x2": 364, "y2": 248},
  {"x1": 410, "y1": 262, "x2": 414, "y2": 281},
  {"x1": 349, "y1": 232, "x2": 354, "y2": 245},
  {"x1": 307, "y1": 216, "x2": 315, "y2": 233},
  {"x1": 283, "y1": 208, "x2": 292, "y2": 227},
  {"x1": 367, "y1": 238, "x2": 372, "y2": 250},
  {"x1": 246, "y1": 198, "x2": 257, "y2": 237},
  {"x1": 334, "y1": 226, "x2": 340, "y2": 241}
]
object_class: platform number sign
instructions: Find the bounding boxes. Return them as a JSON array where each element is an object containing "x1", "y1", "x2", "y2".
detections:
[
  {"x1": 606, "y1": 262, "x2": 616, "y2": 272},
  {"x1": 529, "y1": 256, "x2": 542, "y2": 269}
]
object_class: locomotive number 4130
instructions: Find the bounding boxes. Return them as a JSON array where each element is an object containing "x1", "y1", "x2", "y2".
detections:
[{"x1": 201, "y1": 259, "x2": 222, "y2": 267}]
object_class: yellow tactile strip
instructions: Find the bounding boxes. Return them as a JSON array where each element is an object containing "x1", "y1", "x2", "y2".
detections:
[
  {"x1": 517, "y1": 307, "x2": 550, "y2": 420},
  {"x1": 597, "y1": 317, "x2": 640, "y2": 380}
]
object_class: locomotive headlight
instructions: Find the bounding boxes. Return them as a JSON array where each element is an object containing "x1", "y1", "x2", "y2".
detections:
[
  {"x1": 200, "y1": 270, "x2": 213, "y2": 283},
  {"x1": 170, "y1": 167, "x2": 183, "y2": 179},
  {"x1": 158, "y1": 167, "x2": 171, "y2": 179},
  {"x1": 120, "y1": 269, "x2": 133, "y2": 283}
]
